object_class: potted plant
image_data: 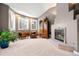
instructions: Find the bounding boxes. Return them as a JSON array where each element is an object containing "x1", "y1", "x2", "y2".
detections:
[{"x1": 0, "y1": 31, "x2": 17, "y2": 49}]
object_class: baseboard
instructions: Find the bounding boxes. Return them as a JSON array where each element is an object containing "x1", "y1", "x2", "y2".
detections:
[{"x1": 73, "y1": 50, "x2": 79, "y2": 55}]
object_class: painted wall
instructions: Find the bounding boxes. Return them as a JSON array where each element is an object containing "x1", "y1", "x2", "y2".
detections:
[
  {"x1": 39, "y1": 7, "x2": 56, "y2": 24},
  {"x1": 76, "y1": 15, "x2": 79, "y2": 52},
  {"x1": 51, "y1": 3, "x2": 78, "y2": 51},
  {"x1": 0, "y1": 3, "x2": 9, "y2": 31}
]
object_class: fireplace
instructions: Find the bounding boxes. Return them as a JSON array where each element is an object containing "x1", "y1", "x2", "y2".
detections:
[{"x1": 55, "y1": 27, "x2": 66, "y2": 42}]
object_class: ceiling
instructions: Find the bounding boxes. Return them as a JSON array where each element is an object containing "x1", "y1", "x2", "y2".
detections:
[{"x1": 6, "y1": 3, "x2": 56, "y2": 18}]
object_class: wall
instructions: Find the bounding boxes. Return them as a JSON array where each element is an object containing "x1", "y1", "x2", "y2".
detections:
[
  {"x1": 39, "y1": 7, "x2": 56, "y2": 24},
  {"x1": 76, "y1": 15, "x2": 79, "y2": 52},
  {"x1": 51, "y1": 3, "x2": 78, "y2": 51},
  {"x1": 0, "y1": 3, "x2": 9, "y2": 31}
]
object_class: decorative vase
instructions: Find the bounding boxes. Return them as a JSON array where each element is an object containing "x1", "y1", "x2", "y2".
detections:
[{"x1": 0, "y1": 39, "x2": 9, "y2": 49}]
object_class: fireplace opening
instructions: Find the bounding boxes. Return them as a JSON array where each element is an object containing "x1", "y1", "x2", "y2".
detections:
[{"x1": 55, "y1": 28, "x2": 65, "y2": 42}]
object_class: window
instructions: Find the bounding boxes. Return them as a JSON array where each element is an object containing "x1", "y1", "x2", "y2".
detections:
[
  {"x1": 18, "y1": 16, "x2": 29, "y2": 30},
  {"x1": 9, "y1": 9, "x2": 16, "y2": 31},
  {"x1": 30, "y1": 19, "x2": 38, "y2": 31}
]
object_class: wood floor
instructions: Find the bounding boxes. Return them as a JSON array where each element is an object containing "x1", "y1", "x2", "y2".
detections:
[{"x1": 0, "y1": 38, "x2": 75, "y2": 56}]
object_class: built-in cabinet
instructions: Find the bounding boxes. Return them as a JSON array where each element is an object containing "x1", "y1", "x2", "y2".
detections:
[{"x1": 39, "y1": 17, "x2": 49, "y2": 38}]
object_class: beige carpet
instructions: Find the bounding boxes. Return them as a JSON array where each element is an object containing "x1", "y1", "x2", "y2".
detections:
[{"x1": 0, "y1": 38, "x2": 75, "y2": 56}]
